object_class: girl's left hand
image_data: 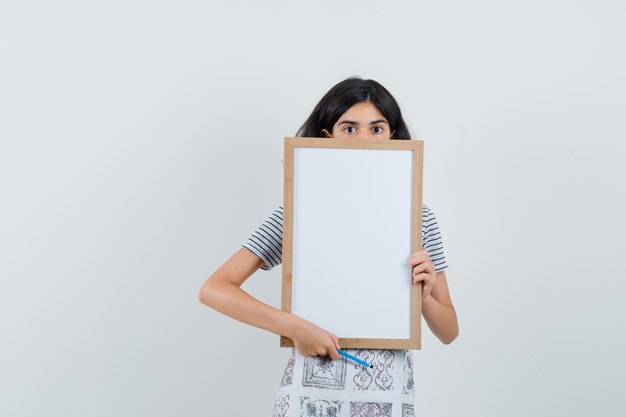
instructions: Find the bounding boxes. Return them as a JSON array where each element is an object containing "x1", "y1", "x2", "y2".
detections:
[{"x1": 409, "y1": 250, "x2": 436, "y2": 298}]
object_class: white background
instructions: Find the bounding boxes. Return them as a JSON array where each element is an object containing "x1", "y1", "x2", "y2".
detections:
[{"x1": 1, "y1": 1, "x2": 625, "y2": 416}]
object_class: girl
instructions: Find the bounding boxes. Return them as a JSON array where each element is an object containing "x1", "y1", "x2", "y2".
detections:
[{"x1": 199, "y1": 77, "x2": 458, "y2": 417}]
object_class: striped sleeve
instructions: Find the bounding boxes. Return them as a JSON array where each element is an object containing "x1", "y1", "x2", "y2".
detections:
[
  {"x1": 242, "y1": 206, "x2": 284, "y2": 271},
  {"x1": 422, "y1": 205, "x2": 449, "y2": 272}
]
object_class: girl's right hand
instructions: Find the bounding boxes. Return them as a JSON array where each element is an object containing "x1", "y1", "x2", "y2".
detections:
[{"x1": 290, "y1": 317, "x2": 340, "y2": 360}]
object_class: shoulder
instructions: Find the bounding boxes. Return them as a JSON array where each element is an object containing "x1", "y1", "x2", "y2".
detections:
[
  {"x1": 270, "y1": 206, "x2": 284, "y2": 223},
  {"x1": 421, "y1": 204, "x2": 444, "y2": 248},
  {"x1": 421, "y1": 204, "x2": 448, "y2": 271},
  {"x1": 422, "y1": 204, "x2": 440, "y2": 231}
]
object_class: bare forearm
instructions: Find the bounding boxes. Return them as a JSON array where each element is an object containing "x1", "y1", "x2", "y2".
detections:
[
  {"x1": 199, "y1": 249, "x2": 341, "y2": 359},
  {"x1": 422, "y1": 294, "x2": 458, "y2": 344},
  {"x1": 199, "y1": 280, "x2": 300, "y2": 338}
]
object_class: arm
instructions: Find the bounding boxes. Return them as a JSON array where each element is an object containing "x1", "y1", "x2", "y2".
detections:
[
  {"x1": 410, "y1": 251, "x2": 459, "y2": 344},
  {"x1": 198, "y1": 248, "x2": 340, "y2": 359},
  {"x1": 422, "y1": 271, "x2": 458, "y2": 344}
]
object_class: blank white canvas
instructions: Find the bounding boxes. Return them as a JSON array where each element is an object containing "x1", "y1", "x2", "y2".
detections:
[{"x1": 291, "y1": 147, "x2": 414, "y2": 339}]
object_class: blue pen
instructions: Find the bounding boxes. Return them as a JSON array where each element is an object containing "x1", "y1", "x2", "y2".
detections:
[{"x1": 337, "y1": 349, "x2": 373, "y2": 368}]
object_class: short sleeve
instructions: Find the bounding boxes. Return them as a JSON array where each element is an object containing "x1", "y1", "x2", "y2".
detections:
[
  {"x1": 242, "y1": 206, "x2": 284, "y2": 271},
  {"x1": 422, "y1": 205, "x2": 449, "y2": 272}
]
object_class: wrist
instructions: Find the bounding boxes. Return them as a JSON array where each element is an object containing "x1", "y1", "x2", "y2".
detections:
[{"x1": 282, "y1": 312, "x2": 305, "y2": 339}]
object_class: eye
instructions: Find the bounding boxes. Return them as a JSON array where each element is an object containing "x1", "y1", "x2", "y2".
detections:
[
  {"x1": 343, "y1": 126, "x2": 356, "y2": 134},
  {"x1": 372, "y1": 125, "x2": 384, "y2": 134}
]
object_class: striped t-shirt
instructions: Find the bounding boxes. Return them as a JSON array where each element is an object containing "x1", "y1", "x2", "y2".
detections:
[{"x1": 243, "y1": 205, "x2": 448, "y2": 272}]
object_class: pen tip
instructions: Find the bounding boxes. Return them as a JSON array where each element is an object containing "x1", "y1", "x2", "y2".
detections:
[{"x1": 369, "y1": 365, "x2": 374, "y2": 369}]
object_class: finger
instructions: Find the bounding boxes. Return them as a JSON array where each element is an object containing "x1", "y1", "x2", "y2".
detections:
[
  {"x1": 413, "y1": 261, "x2": 434, "y2": 276},
  {"x1": 408, "y1": 253, "x2": 427, "y2": 267},
  {"x1": 327, "y1": 343, "x2": 340, "y2": 361},
  {"x1": 412, "y1": 272, "x2": 432, "y2": 285},
  {"x1": 330, "y1": 333, "x2": 341, "y2": 350},
  {"x1": 409, "y1": 250, "x2": 425, "y2": 259},
  {"x1": 410, "y1": 253, "x2": 434, "y2": 269},
  {"x1": 412, "y1": 263, "x2": 428, "y2": 276}
]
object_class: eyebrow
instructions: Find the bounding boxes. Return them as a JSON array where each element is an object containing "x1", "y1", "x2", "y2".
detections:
[{"x1": 337, "y1": 119, "x2": 389, "y2": 125}]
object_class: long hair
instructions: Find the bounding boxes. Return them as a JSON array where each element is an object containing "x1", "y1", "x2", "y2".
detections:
[{"x1": 296, "y1": 77, "x2": 411, "y2": 140}]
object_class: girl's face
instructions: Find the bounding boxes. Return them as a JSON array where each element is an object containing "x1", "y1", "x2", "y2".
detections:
[{"x1": 321, "y1": 102, "x2": 393, "y2": 140}]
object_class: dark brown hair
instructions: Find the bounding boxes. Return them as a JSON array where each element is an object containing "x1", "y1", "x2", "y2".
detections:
[{"x1": 296, "y1": 77, "x2": 411, "y2": 140}]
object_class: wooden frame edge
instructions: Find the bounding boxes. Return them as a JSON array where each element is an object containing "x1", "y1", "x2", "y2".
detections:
[{"x1": 280, "y1": 137, "x2": 424, "y2": 350}]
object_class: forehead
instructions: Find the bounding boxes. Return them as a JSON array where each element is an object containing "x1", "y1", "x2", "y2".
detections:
[{"x1": 337, "y1": 102, "x2": 387, "y2": 123}]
